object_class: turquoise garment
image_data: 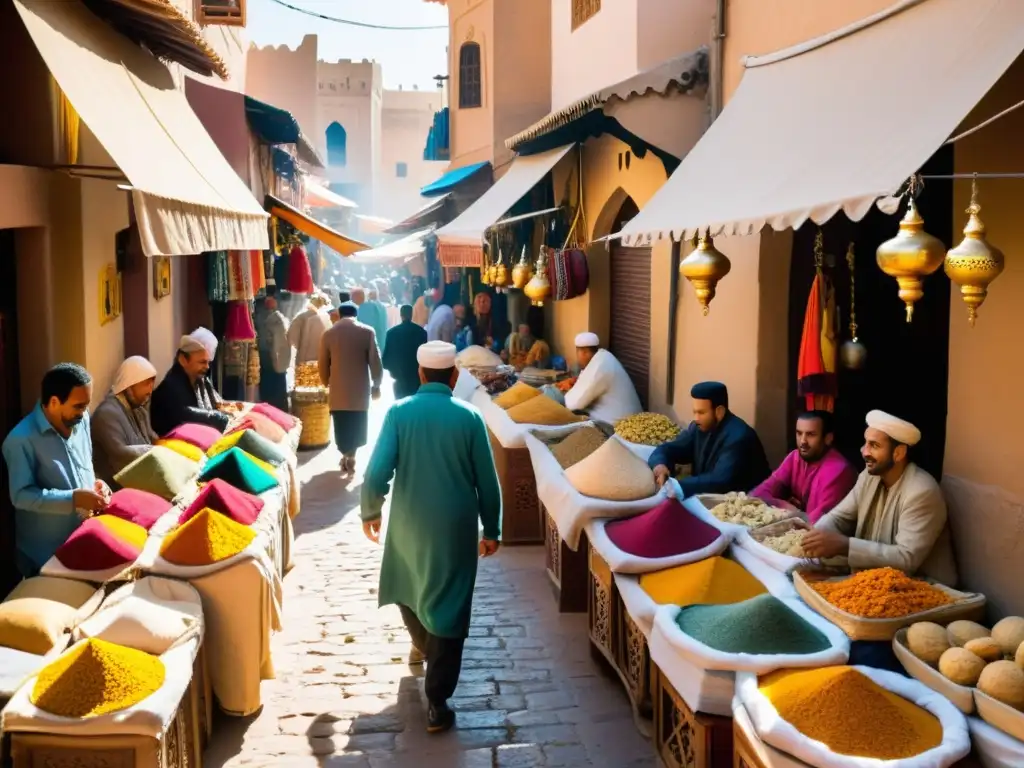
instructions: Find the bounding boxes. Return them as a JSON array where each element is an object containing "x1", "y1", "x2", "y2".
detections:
[
  {"x1": 2, "y1": 405, "x2": 95, "y2": 575},
  {"x1": 358, "y1": 301, "x2": 389, "y2": 353},
  {"x1": 361, "y1": 384, "x2": 501, "y2": 638}
]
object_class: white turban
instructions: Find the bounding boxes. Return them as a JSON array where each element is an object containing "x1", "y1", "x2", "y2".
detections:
[
  {"x1": 866, "y1": 410, "x2": 921, "y2": 446},
  {"x1": 179, "y1": 334, "x2": 207, "y2": 355},
  {"x1": 417, "y1": 341, "x2": 457, "y2": 370},
  {"x1": 190, "y1": 327, "x2": 218, "y2": 358},
  {"x1": 112, "y1": 356, "x2": 157, "y2": 394},
  {"x1": 575, "y1": 332, "x2": 600, "y2": 348}
]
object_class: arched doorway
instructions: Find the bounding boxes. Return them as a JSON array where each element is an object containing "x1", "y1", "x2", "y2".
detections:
[
  {"x1": 325, "y1": 122, "x2": 347, "y2": 167},
  {"x1": 608, "y1": 197, "x2": 651, "y2": 408}
]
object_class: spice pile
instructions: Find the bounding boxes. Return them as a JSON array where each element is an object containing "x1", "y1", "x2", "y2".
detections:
[
  {"x1": 614, "y1": 413, "x2": 681, "y2": 446},
  {"x1": 493, "y1": 382, "x2": 540, "y2": 410},
  {"x1": 294, "y1": 362, "x2": 321, "y2": 389},
  {"x1": 809, "y1": 567, "x2": 953, "y2": 618},
  {"x1": 640, "y1": 556, "x2": 765, "y2": 606},
  {"x1": 759, "y1": 666, "x2": 943, "y2": 760},
  {"x1": 31, "y1": 638, "x2": 165, "y2": 718},
  {"x1": 550, "y1": 426, "x2": 608, "y2": 469},
  {"x1": 564, "y1": 438, "x2": 657, "y2": 501},
  {"x1": 505, "y1": 396, "x2": 584, "y2": 427},
  {"x1": 160, "y1": 508, "x2": 256, "y2": 566},
  {"x1": 676, "y1": 594, "x2": 830, "y2": 655},
  {"x1": 709, "y1": 493, "x2": 788, "y2": 528},
  {"x1": 605, "y1": 497, "x2": 721, "y2": 559}
]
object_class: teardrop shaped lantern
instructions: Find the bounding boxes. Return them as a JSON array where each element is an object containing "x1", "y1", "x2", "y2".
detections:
[
  {"x1": 876, "y1": 196, "x2": 945, "y2": 322},
  {"x1": 480, "y1": 244, "x2": 492, "y2": 285},
  {"x1": 493, "y1": 248, "x2": 510, "y2": 293},
  {"x1": 524, "y1": 246, "x2": 552, "y2": 307},
  {"x1": 680, "y1": 232, "x2": 731, "y2": 316},
  {"x1": 944, "y1": 180, "x2": 1005, "y2": 327},
  {"x1": 511, "y1": 245, "x2": 534, "y2": 290}
]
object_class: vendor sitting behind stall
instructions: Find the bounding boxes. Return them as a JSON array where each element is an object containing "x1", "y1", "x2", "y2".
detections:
[
  {"x1": 502, "y1": 308, "x2": 551, "y2": 370},
  {"x1": 649, "y1": 381, "x2": 770, "y2": 498},
  {"x1": 150, "y1": 334, "x2": 230, "y2": 436},
  {"x1": 751, "y1": 410, "x2": 857, "y2": 524},
  {"x1": 563, "y1": 332, "x2": 641, "y2": 424},
  {"x1": 802, "y1": 410, "x2": 958, "y2": 585},
  {"x1": 91, "y1": 356, "x2": 159, "y2": 488}
]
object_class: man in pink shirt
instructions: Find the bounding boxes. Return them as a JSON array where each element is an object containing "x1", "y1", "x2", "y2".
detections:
[{"x1": 752, "y1": 411, "x2": 856, "y2": 523}]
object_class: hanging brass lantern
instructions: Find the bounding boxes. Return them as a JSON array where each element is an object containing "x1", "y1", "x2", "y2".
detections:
[
  {"x1": 524, "y1": 246, "x2": 552, "y2": 306},
  {"x1": 511, "y1": 245, "x2": 534, "y2": 290},
  {"x1": 875, "y1": 195, "x2": 945, "y2": 323},
  {"x1": 944, "y1": 180, "x2": 1004, "y2": 327},
  {"x1": 679, "y1": 232, "x2": 731, "y2": 316},
  {"x1": 480, "y1": 243, "x2": 492, "y2": 285},
  {"x1": 839, "y1": 243, "x2": 867, "y2": 370},
  {"x1": 493, "y1": 248, "x2": 510, "y2": 292}
]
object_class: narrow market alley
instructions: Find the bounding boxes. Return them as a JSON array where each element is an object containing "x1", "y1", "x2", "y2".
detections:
[{"x1": 204, "y1": 387, "x2": 657, "y2": 768}]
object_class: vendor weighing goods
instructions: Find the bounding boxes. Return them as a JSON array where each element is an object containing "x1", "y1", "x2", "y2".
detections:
[
  {"x1": 550, "y1": 425, "x2": 607, "y2": 469},
  {"x1": 809, "y1": 567, "x2": 953, "y2": 618},
  {"x1": 758, "y1": 666, "x2": 942, "y2": 760},
  {"x1": 614, "y1": 412, "x2": 681, "y2": 446},
  {"x1": 675, "y1": 594, "x2": 830, "y2": 655},
  {"x1": 564, "y1": 437, "x2": 657, "y2": 501},
  {"x1": 160, "y1": 509, "x2": 256, "y2": 566},
  {"x1": 708, "y1": 493, "x2": 788, "y2": 528},
  {"x1": 640, "y1": 556, "x2": 765, "y2": 607}
]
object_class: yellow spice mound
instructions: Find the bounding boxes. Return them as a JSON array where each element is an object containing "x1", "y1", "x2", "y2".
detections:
[
  {"x1": 160, "y1": 508, "x2": 256, "y2": 566},
  {"x1": 640, "y1": 556, "x2": 766, "y2": 606},
  {"x1": 505, "y1": 395, "x2": 584, "y2": 426},
  {"x1": 95, "y1": 515, "x2": 149, "y2": 550},
  {"x1": 493, "y1": 382, "x2": 541, "y2": 410},
  {"x1": 31, "y1": 638, "x2": 165, "y2": 718},
  {"x1": 760, "y1": 667, "x2": 942, "y2": 760}
]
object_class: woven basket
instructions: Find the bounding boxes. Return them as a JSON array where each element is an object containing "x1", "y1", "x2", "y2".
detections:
[
  {"x1": 793, "y1": 569, "x2": 986, "y2": 642},
  {"x1": 292, "y1": 388, "x2": 330, "y2": 451}
]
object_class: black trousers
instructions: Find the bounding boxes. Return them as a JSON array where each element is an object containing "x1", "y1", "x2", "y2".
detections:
[{"x1": 399, "y1": 605, "x2": 466, "y2": 706}]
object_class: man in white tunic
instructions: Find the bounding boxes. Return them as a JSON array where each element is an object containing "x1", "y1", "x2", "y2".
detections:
[
  {"x1": 802, "y1": 410, "x2": 958, "y2": 585},
  {"x1": 563, "y1": 332, "x2": 641, "y2": 426}
]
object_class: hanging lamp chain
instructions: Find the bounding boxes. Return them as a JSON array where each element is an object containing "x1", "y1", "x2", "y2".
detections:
[{"x1": 846, "y1": 242, "x2": 858, "y2": 341}]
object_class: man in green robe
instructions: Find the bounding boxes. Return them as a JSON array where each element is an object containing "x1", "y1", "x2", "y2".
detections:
[{"x1": 361, "y1": 341, "x2": 501, "y2": 734}]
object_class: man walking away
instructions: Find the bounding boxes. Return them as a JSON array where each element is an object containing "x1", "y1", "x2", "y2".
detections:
[
  {"x1": 382, "y1": 305, "x2": 427, "y2": 399},
  {"x1": 258, "y1": 287, "x2": 291, "y2": 412},
  {"x1": 361, "y1": 341, "x2": 501, "y2": 734}
]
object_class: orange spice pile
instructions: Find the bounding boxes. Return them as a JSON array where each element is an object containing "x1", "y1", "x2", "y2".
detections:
[{"x1": 810, "y1": 567, "x2": 953, "y2": 619}]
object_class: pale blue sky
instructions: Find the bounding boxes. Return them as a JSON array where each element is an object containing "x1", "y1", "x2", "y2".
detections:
[{"x1": 247, "y1": 0, "x2": 450, "y2": 90}]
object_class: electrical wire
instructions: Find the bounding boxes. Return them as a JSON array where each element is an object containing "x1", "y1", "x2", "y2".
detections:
[{"x1": 263, "y1": 0, "x2": 447, "y2": 30}]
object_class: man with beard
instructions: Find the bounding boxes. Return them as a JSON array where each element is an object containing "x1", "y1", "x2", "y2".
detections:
[
  {"x1": 751, "y1": 411, "x2": 856, "y2": 523},
  {"x1": 91, "y1": 356, "x2": 160, "y2": 488},
  {"x1": 648, "y1": 381, "x2": 770, "y2": 498},
  {"x1": 150, "y1": 334, "x2": 230, "y2": 436},
  {"x1": 2, "y1": 363, "x2": 110, "y2": 576},
  {"x1": 803, "y1": 410, "x2": 957, "y2": 584}
]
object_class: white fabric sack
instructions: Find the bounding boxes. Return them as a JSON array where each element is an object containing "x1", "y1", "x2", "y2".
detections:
[
  {"x1": 73, "y1": 577, "x2": 203, "y2": 655},
  {"x1": 620, "y1": 439, "x2": 656, "y2": 462},
  {"x1": 456, "y1": 345, "x2": 502, "y2": 368},
  {"x1": 729, "y1": 542, "x2": 798, "y2": 600},
  {"x1": 525, "y1": 431, "x2": 667, "y2": 550},
  {"x1": 1, "y1": 636, "x2": 200, "y2": 739},
  {"x1": 735, "y1": 526, "x2": 807, "y2": 573},
  {"x1": 563, "y1": 348, "x2": 642, "y2": 427},
  {"x1": 476, "y1": 388, "x2": 586, "y2": 449},
  {"x1": 733, "y1": 699, "x2": 810, "y2": 768},
  {"x1": 588, "y1": 516, "x2": 730, "y2": 574},
  {"x1": 736, "y1": 666, "x2": 971, "y2": 768},
  {"x1": 968, "y1": 716, "x2": 1024, "y2": 768},
  {"x1": 0, "y1": 639, "x2": 70, "y2": 700},
  {"x1": 39, "y1": 557, "x2": 137, "y2": 585},
  {"x1": 649, "y1": 610, "x2": 735, "y2": 717},
  {"x1": 453, "y1": 368, "x2": 482, "y2": 401}
]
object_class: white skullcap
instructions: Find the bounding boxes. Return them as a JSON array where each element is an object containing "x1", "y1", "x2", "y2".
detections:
[
  {"x1": 575, "y1": 332, "x2": 600, "y2": 348},
  {"x1": 111, "y1": 356, "x2": 157, "y2": 394},
  {"x1": 190, "y1": 327, "x2": 218, "y2": 358},
  {"x1": 866, "y1": 410, "x2": 921, "y2": 446},
  {"x1": 179, "y1": 334, "x2": 207, "y2": 355},
  {"x1": 417, "y1": 341, "x2": 457, "y2": 370}
]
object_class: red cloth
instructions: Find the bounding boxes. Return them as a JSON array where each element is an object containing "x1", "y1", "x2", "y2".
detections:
[
  {"x1": 163, "y1": 423, "x2": 223, "y2": 451},
  {"x1": 797, "y1": 272, "x2": 836, "y2": 412},
  {"x1": 179, "y1": 478, "x2": 264, "y2": 526},
  {"x1": 286, "y1": 244, "x2": 315, "y2": 294},
  {"x1": 604, "y1": 498, "x2": 721, "y2": 558},
  {"x1": 224, "y1": 301, "x2": 256, "y2": 342}
]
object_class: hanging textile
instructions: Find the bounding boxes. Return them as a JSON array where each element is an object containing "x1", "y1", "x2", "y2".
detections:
[
  {"x1": 53, "y1": 78, "x2": 80, "y2": 165},
  {"x1": 820, "y1": 275, "x2": 838, "y2": 407},
  {"x1": 797, "y1": 270, "x2": 837, "y2": 412},
  {"x1": 226, "y1": 250, "x2": 256, "y2": 301},
  {"x1": 285, "y1": 244, "x2": 315, "y2": 294},
  {"x1": 249, "y1": 249, "x2": 266, "y2": 294},
  {"x1": 224, "y1": 301, "x2": 256, "y2": 341},
  {"x1": 206, "y1": 251, "x2": 230, "y2": 302}
]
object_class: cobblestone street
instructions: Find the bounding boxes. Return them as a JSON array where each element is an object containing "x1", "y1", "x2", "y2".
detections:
[{"x1": 205, "y1": 396, "x2": 658, "y2": 768}]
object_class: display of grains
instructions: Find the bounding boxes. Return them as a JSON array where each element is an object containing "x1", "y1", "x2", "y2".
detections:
[
  {"x1": 159, "y1": 508, "x2": 256, "y2": 566},
  {"x1": 549, "y1": 426, "x2": 608, "y2": 469},
  {"x1": 294, "y1": 362, "x2": 322, "y2": 389},
  {"x1": 613, "y1": 412, "x2": 681, "y2": 446},
  {"x1": 709, "y1": 492, "x2": 788, "y2": 528},
  {"x1": 675, "y1": 594, "x2": 830, "y2": 655},
  {"x1": 493, "y1": 382, "x2": 541, "y2": 410},
  {"x1": 639, "y1": 556, "x2": 766, "y2": 606},
  {"x1": 30, "y1": 638, "x2": 165, "y2": 718},
  {"x1": 563, "y1": 437, "x2": 658, "y2": 501},
  {"x1": 758, "y1": 528, "x2": 808, "y2": 557},
  {"x1": 759, "y1": 666, "x2": 943, "y2": 760},
  {"x1": 505, "y1": 396, "x2": 585, "y2": 426},
  {"x1": 809, "y1": 567, "x2": 953, "y2": 618}
]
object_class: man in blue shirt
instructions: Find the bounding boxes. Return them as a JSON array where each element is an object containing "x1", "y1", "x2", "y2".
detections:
[{"x1": 2, "y1": 363, "x2": 110, "y2": 576}]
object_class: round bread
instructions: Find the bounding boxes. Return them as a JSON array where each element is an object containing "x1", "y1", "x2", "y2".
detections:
[
  {"x1": 907, "y1": 622, "x2": 950, "y2": 666},
  {"x1": 978, "y1": 660, "x2": 1024, "y2": 710},
  {"x1": 938, "y1": 647, "x2": 986, "y2": 686},
  {"x1": 992, "y1": 616, "x2": 1024, "y2": 657},
  {"x1": 1016, "y1": 641, "x2": 1024, "y2": 671},
  {"x1": 947, "y1": 620, "x2": 990, "y2": 648},
  {"x1": 964, "y1": 637, "x2": 1004, "y2": 664}
]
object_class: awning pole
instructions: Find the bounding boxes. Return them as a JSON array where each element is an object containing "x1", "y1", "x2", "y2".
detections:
[{"x1": 666, "y1": 239, "x2": 682, "y2": 406}]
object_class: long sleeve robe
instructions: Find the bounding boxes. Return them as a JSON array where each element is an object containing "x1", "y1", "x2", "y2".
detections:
[
  {"x1": 382, "y1": 321, "x2": 428, "y2": 398},
  {"x1": 357, "y1": 301, "x2": 389, "y2": 352},
  {"x1": 91, "y1": 392, "x2": 158, "y2": 487},
  {"x1": 815, "y1": 463, "x2": 959, "y2": 585},
  {"x1": 751, "y1": 447, "x2": 857, "y2": 523},
  {"x1": 150, "y1": 362, "x2": 229, "y2": 436},
  {"x1": 361, "y1": 384, "x2": 501, "y2": 638},
  {"x1": 288, "y1": 307, "x2": 332, "y2": 364},
  {"x1": 648, "y1": 412, "x2": 770, "y2": 498},
  {"x1": 563, "y1": 349, "x2": 642, "y2": 425}
]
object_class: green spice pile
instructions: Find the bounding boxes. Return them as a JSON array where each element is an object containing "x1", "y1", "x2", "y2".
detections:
[{"x1": 675, "y1": 594, "x2": 830, "y2": 655}]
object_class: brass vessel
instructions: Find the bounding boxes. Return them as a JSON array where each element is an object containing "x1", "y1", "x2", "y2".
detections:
[
  {"x1": 944, "y1": 185, "x2": 1004, "y2": 327},
  {"x1": 876, "y1": 197, "x2": 945, "y2": 322},
  {"x1": 524, "y1": 246, "x2": 552, "y2": 306},
  {"x1": 480, "y1": 244, "x2": 492, "y2": 285},
  {"x1": 493, "y1": 248, "x2": 510, "y2": 292},
  {"x1": 679, "y1": 233, "x2": 731, "y2": 316},
  {"x1": 511, "y1": 245, "x2": 534, "y2": 290}
]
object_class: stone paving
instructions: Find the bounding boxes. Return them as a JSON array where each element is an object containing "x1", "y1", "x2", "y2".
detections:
[{"x1": 205, "y1": 391, "x2": 657, "y2": 768}]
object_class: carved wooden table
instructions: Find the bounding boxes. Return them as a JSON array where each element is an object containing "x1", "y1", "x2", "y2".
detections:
[
  {"x1": 544, "y1": 508, "x2": 588, "y2": 613},
  {"x1": 488, "y1": 430, "x2": 542, "y2": 544},
  {"x1": 653, "y1": 665, "x2": 733, "y2": 768}
]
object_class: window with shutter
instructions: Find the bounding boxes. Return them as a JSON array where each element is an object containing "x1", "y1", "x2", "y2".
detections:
[{"x1": 458, "y1": 43, "x2": 482, "y2": 109}]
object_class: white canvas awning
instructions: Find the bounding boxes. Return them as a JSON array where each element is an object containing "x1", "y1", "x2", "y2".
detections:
[
  {"x1": 619, "y1": 0, "x2": 1024, "y2": 244},
  {"x1": 348, "y1": 228, "x2": 433, "y2": 266},
  {"x1": 306, "y1": 182, "x2": 357, "y2": 209},
  {"x1": 15, "y1": 0, "x2": 269, "y2": 256}
]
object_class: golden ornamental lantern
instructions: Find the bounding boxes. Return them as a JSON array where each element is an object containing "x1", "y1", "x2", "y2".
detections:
[
  {"x1": 480, "y1": 244, "x2": 492, "y2": 285},
  {"x1": 493, "y1": 248, "x2": 509, "y2": 292},
  {"x1": 876, "y1": 196, "x2": 945, "y2": 322},
  {"x1": 524, "y1": 246, "x2": 551, "y2": 306},
  {"x1": 944, "y1": 181, "x2": 1004, "y2": 327},
  {"x1": 679, "y1": 232, "x2": 731, "y2": 316},
  {"x1": 511, "y1": 245, "x2": 534, "y2": 289}
]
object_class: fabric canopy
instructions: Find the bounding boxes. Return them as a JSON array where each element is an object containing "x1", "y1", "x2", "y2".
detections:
[
  {"x1": 385, "y1": 193, "x2": 451, "y2": 235},
  {"x1": 14, "y1": 0, "x2": 269, "y2": 257},
  {"x1": 244, "y1": 95, "x2": 299, "y2": 144},
  {"x1": 306, "y1": 182, "x2": 357, "y2": 209},
  {"x1": 619, "y1": 0, "x2": 1024, "y2": 244},
  {"x1": 267, "y1": 195, "x2": 368, "y2": 256},
  {"x1": 420, "y1": 161, "x2": 491, "y2": 197},
  {"x1": 347, "y1": 228, "x2": 433, "y2": 267}
]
